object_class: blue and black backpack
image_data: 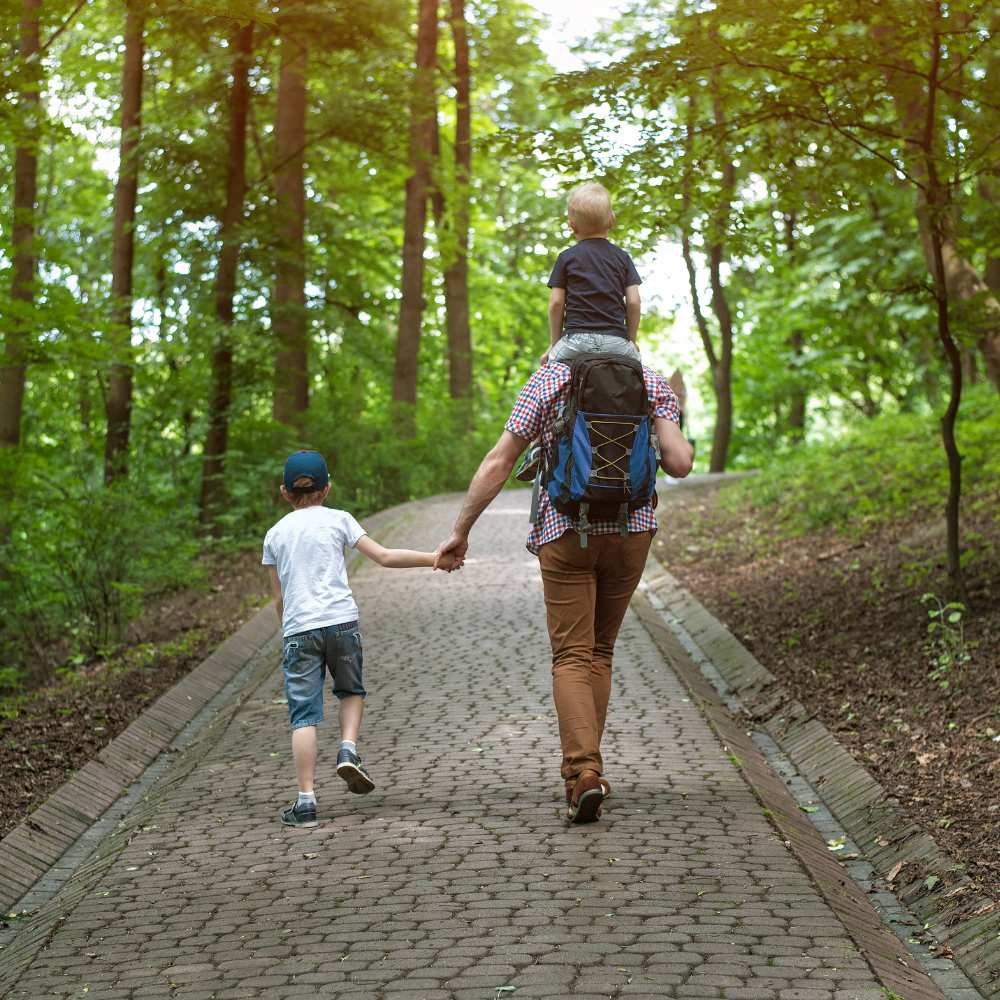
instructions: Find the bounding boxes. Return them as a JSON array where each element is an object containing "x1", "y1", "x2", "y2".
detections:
[{"x1": 537, "y1": 353, "x2": 658, "y2": 547}]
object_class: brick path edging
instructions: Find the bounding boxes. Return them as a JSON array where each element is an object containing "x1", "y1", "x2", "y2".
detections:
[
  {"x1": 0, "y1": 606, "x2": 279, "y2": 914},
  {"x1": 642, "y1": 566, "x2": 1000, "y2": 999}
]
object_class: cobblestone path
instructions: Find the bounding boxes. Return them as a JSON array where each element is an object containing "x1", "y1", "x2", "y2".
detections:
[{"x1": 1, "y1": 492, "x2": 892, "y2": 999}]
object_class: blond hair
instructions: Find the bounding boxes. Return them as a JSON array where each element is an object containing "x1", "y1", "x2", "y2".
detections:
[{"x1": 567, "y1": 182, "x2": 614, "y2": 235}]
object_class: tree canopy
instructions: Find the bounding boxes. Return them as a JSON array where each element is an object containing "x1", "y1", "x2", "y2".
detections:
[{"x1": 0, "y1": 0, "x2": 997, "y2": 686}]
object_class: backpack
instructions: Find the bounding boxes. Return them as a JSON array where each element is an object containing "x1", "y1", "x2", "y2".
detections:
[{"x1": 536, "y1": 353, "x2": 658, "y2": 547}]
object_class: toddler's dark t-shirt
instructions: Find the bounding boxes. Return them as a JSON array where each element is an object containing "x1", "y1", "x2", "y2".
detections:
[{"x1": 547, "y1": 238, "x2": 641, "y2": 335}]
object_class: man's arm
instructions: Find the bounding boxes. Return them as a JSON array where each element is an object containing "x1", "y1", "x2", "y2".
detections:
[
  {"x1": 434, "y1": 430, "x2": 530, "y2": 565},
  {"x1": 548, "y1": 287, "x2": 566, "y2": 348},
  {"x1": 655, "y1": 417, "x2": 694, "y2": 477},
  {"x1": 267, "y1": 565, "x2": 283, "y2": 625},
  {"x1": 625, "y1": 284, "x2": 641, "y2": 342}
]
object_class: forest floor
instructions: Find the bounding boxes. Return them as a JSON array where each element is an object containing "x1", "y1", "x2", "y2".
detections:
[
  {"x1": 655, "y1": 477, "x2": 1000, "y2": 904},
  {"x1": 0, "y1": 551, "x2": 271, "y2": 839}
]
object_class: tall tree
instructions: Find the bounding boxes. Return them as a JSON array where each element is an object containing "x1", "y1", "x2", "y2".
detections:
[
  {"x1": 104, "y1": 0, "x2": 145, "y2": 483},
  {"x1": 392, "y1": 0, "x2": 439, "y2": 425},
  {"x1": 872, "y1": 6, "x2": 968, "y2": 598},
  {"x1": 199, "y1": 22, "x2": 254, "y2": 524},
  {"x1": 272, "y1": 0, "x2": 309, "y2": 425},
  {"x1": 680, "y1": 87, "x2": 736, "y2": 473},
  {"x1": 0, "y1": 0, "x2": 42, "y2": 449}
]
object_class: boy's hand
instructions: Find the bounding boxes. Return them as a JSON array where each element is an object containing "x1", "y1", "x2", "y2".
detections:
[{"x1": 539, "y1": 350, "x2": 550, "y2": 366}]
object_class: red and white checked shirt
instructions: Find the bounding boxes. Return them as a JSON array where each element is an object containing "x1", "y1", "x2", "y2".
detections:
[{"x1": 505, "y1": 362, "x2": 681, "y2": 554}]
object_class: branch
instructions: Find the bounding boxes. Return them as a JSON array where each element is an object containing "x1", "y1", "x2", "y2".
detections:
[{"x1": 39, "y1": 0, "x2": 88, "y2": 56}]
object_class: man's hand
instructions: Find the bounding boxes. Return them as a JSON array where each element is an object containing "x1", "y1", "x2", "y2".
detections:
[{"x1": 434, "y1": 532, "x2": 469, "y2": 570}]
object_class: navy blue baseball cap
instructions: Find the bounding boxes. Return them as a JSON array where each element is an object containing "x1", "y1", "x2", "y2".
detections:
[{"x1": 283, "y1": 450, "x2": 329, "y2": 492}]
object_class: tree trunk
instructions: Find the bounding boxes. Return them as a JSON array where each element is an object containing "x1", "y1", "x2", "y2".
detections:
[
  {"x1": 444, "y1": 0, "x2": 472, "y2": 410},
  {"x1": 104, "y1": 2, "x2": 144, "y2": 483},
  {"x1": 0, "y1": 0, "x2": 41, "y2": 448},
  {"x1": 784, "y1": 213, "x2": 806, "y2": 440},
  {"x1": 392, "y1": 0, "x2": 439, "y2": 428},
  {"x1": 200, "y1": 22, "x2": 254, "y2": 525},
  {"x1": 787, "y1": 328, "x2": 806, "y2": 437},
  {"x1": 272, "y1": 2, "x2": 309, "y2": 425},
  {"x1": 706, "y1": 94, "x2": 736, "y2": 474},
  {"x1": 707, "y1": 239, "x2": 734, "y2": 473}
]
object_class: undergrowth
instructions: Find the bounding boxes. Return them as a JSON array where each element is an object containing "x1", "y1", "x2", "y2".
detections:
[{"x1": 721, "y1": 383, "x2": 1000, "y2": 539}]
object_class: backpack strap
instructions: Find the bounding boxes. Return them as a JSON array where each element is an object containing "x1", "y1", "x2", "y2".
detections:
[{"x1": 577, "y1": 502, "x2": 590, "y2": 549}]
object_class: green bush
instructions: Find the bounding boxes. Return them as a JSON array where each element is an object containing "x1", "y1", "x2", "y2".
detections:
[
  {"x1": 723, "y1": 383, "x2": 1000, "y2": 536},
  {"x1": 0, "y1": 454, "x2": 202, "y2": 689}
]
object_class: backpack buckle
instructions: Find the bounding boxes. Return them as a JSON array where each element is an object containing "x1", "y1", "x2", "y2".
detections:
[{"x1": 578, "y1": 502, "x2": 590, "y2": 549}]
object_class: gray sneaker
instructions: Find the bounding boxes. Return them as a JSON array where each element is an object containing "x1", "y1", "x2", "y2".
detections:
[{"x1": 280, "y1": 800, "x2": 317, "y2": 828}]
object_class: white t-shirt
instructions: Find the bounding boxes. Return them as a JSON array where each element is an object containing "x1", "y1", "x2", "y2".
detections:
[{"x1": 261, "y1": 506, "x2": 367, "y2": 637}]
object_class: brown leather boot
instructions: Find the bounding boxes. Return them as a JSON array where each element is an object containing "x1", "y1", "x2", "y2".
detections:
[{"x1": 567, "y1": 769, "x2": 605, "y2": 824}]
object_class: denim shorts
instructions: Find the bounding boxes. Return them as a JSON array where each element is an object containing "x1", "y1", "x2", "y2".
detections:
[
  {"x1": 281, "y1": 621, "x2": 365, "y2": 730},
  {"x1": 549, "y1": 331, "x2": 641, "y2": 363}
]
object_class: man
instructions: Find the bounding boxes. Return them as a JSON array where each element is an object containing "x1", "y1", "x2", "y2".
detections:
[{"x1": 434, "y1": 360, "x2": 693, "y2": 823}]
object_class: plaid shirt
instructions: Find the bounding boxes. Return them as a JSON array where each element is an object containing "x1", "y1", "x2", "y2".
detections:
[{"x1": 505, "y1": 363, "x2": 681, "y2": 554}]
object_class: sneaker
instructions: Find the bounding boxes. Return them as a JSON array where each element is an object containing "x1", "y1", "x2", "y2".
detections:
[
  {"x1": 337, "y1": 747, "x2": 375, "y2": 794},
  {"x1": 280, "y1": 800, "x2": 317, "y2": 828},
  {"x1": 514, "y1": 442, "x2": 542, "y2": 482},
  {"x1": 566, "y1": 770, "x2": 604, "y2": 824}
]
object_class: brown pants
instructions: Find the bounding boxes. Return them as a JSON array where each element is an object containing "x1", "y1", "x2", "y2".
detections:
[{"x1": 538, "y1": 529, "x2": 652, "y2": 782}]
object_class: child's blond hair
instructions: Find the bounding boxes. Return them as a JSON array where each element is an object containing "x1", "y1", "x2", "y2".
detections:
[{"x1": 567, "y1": 182, "x2": 614, "y2": 235}]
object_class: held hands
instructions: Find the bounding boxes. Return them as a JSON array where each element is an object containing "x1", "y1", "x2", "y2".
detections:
[
  {"x1": 433, "y1": 532, "x2": 469, "y2": 573},
  {"x1": 434, "y1": 549, "x2": 465, "y2": 573}
]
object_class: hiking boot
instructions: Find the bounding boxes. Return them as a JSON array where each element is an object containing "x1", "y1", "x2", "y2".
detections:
[
  {"x1": 567, "y1": 770, "x2": 604, "y2": 824},
  {"x1": 280, "y1": 800, "x2": 317, "y2": 828},
  {"x1": 336, "y1": 747, "x2": 375, "y2": 794},
  {"x1": 515, "y1": 442, "x2": 542, "y2": 482}
]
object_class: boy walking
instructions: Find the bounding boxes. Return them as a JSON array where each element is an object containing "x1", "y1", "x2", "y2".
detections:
[{"x1": 262, "y1": 450, "x2": 459, "y2": 828}]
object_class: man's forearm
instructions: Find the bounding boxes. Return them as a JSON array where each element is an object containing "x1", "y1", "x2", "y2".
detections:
[{"x1": 453, "y1": 450, "x2": 516, "y2": 537}]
